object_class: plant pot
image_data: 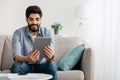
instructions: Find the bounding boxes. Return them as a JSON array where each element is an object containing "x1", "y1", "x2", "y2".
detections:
[{"x1": 54, "y1": 30, "x2": 59, "y2": 35}]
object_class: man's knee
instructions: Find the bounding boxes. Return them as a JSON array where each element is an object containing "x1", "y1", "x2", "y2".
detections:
[
  {"x1": 10, "y1": 62, "x2": 29, "y2": 74},
  {"x1": 10, "y1": 62, "x2": 21, "y2": 73},
  {"x1": 47, "y1": 61, "x2": 58, "y2": 72},
  {"x1": 47, "y1": 62, "x2": 57, "y2": 80}
]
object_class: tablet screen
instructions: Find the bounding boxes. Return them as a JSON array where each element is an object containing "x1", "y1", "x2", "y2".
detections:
[{"x1": 33, "y1": 37, "x2": 51, "y2": 59}]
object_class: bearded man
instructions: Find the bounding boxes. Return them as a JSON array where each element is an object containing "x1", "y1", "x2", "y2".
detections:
[{"x1": 10, "y1": 5, "x2": 57, "y2": 80}]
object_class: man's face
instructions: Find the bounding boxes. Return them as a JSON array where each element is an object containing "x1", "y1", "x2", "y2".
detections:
[{"x1": 26, "y1": 13, "x2": 41, "y2": 32}]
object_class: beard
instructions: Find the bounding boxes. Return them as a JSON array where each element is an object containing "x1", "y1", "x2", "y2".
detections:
[{"x1": 28, "y1": 24, "x2": 40, "y2": 32}]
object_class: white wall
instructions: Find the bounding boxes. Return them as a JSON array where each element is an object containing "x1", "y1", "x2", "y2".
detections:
[{"x1": 0, "y1": 0, "x2": 78, "y2": 36}]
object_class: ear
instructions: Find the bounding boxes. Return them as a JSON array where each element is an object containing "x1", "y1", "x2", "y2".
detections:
[{"x1": 26, "y1": 18, "x2": 28, "y2": 23}]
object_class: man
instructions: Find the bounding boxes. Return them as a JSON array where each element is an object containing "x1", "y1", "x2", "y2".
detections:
[{"x1": 10, "y1": 5, "x2": 57, "y2": 80}]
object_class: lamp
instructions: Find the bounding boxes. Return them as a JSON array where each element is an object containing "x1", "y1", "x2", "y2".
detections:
[{"x1": 74, "y1": 3, "x2": 89, "y2": 37}]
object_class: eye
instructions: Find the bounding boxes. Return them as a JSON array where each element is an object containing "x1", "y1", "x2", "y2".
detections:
[
  {"x1": 29, "y1": 18, "x2": 33, "y2": 21},
  {"x1": 36, "y1": 18, "x2": 40, "y2": 21}
]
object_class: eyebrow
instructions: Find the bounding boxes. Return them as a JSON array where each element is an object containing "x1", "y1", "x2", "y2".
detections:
[{"x1": 28, "y1": 17, "x2": 40, "y2": 19}]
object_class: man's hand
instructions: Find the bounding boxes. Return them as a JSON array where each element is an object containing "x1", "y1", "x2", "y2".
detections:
[
  {"x1": 28, "y1": 50, "x2": 40, "y2": 62},
  {"x1": 44, "y1": 46, "x2": 54, "y2": 61}
]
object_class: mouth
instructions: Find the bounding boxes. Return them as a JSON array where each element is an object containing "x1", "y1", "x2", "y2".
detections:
[
  {"x1": 31, "y1": 24, "x2": 38, "y2": 27},
  {"x1": 32, "y1": 25, "x2": 38, "y2": 29},
  {"x1": 31, "y1": 24, "x2": 38, "y2": 29},
  {"x1": 28, "y1": 24, "x2": 39, "y2": 32}
]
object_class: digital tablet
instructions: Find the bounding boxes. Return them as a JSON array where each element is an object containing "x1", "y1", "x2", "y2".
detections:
[{"x1": 33, "y1": 37, "x2": 51, "y2": 58}]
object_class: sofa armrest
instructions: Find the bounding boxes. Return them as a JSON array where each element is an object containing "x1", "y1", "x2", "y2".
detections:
[{"x1": 81, "y1": 47, "x2": 95, "y2": 80}]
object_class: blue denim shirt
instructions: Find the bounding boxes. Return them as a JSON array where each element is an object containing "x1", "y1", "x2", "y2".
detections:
[{"x1": 12, "y1": 26, "x2": 54, "y2": 63}]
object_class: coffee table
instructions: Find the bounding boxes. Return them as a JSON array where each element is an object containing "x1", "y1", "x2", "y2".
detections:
[{"x1": 0, "y1": 73, "x2": 52, "y2": 80}]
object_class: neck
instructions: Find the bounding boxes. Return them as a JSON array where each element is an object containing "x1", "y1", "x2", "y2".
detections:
[{"x1": 29, "y1": 30, "x2": 38, "y2": 36}]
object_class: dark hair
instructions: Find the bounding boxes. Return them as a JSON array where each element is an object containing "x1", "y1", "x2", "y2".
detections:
[{"x1": 26, "y1": 5, "x2": 42, "y2": 18}]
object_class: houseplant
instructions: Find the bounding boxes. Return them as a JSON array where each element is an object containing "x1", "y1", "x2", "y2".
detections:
[{"x1": 51, "y1": 22, "x2": 63, "y2": 35}]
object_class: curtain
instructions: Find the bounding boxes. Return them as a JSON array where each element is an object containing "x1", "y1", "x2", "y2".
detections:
[{"x1": 81, "y1": 0, "x2": 120, "y2": 80}]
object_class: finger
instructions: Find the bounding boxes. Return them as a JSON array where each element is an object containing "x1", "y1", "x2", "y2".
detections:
[
  {"x1": 33, "y1": 50, "x2": 40, "y2": 58},
  {"x1": 45, "y1": 47, "x2": 54, "y2": 55},
  {"x1": 32, "y1": 50, "x2": 38, "y2": 56},
  {"x1": 29, "y1": 50, "x2": 34, "y2": 55},
  {"x1": 44, "y1": 49, "x2": 51, "y2": 58},
  {"x1": 46, "y1": 46, "x2": 54, "y2": 53},
  {"x1": 28, "y1": 50, "x2": 35, "y2": 58},
  {"x1": 44, "y1": 49, "x2": 53, "y2": 59},
  {"x1": 45, "y1": 49, "x2": 53, "y2": 58}
]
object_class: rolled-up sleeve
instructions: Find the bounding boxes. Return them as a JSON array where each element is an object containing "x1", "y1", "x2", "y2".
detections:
[{"x1": 12, "y1": 30, "x2": 22, "y2": 58}]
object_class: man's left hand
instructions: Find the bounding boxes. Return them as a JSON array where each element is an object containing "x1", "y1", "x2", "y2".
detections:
[{"x1": 44, "y1": 46, "x2": 54, "y2": 61}]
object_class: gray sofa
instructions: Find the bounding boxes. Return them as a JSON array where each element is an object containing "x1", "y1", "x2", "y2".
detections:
[{"x1": 0, "y1": 35, "x2": 94, "y2": 80}]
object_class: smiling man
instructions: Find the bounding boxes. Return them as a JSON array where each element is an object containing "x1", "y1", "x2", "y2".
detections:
[{"x1": 10, "y1": 5, "x2": 57, "y2": 80}]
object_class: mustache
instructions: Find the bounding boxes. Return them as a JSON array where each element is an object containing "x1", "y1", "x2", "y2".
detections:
[{"x1": 30, "y1": 24, "x2": 39, "y2": 26}]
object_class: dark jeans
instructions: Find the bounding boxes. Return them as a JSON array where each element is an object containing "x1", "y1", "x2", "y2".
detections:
[{"x1": 10, "y1": 61, "x2": 57, "y2": 80}]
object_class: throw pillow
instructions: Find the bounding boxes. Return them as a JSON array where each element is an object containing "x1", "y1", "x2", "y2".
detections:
[{"x1": 58, "y1": 44, "x2": 85, "y2": 71}]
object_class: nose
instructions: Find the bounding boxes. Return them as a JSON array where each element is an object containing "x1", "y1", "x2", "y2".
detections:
[{"x1": 33, "y1": 19, "x2": 37, "y2": 24}]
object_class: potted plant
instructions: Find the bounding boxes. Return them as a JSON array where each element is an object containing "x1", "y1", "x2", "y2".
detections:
[{"x1": 51, "y1": 22, "x2": 63, "y2": 35}]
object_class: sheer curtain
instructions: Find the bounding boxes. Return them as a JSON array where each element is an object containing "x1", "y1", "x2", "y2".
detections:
[{"x1": 81, "y1": 0, "x2": 120, "y2": 80}]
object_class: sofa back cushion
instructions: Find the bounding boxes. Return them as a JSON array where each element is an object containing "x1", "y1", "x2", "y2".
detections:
[
  {"x1": 54, "y1": 36, "x2": 83, "y2": 64},
  {"x1": 1, "y1": 36, "x2": 14, "y2": 70},
  {"x1": 1, "y1": 35, "x2": 83, "y2": 70},
  {"x1": 0, "y1": 36, "x2": 6, "y2": 70}
]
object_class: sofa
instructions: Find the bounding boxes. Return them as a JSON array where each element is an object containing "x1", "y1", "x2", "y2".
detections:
[{"x1": 0, "y1": 35, "x2": 94, "y2": 80}]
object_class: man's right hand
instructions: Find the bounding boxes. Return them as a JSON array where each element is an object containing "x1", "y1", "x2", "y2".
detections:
[
  {"x1": 27, "y1": 50, "x2": 40, "y2": 63},
  {"x1": 14, "y1": 50, "x2": 40, "y2": 63}
]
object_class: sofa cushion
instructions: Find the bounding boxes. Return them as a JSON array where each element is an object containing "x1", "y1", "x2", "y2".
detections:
[
  {"x1": 58, "y1": 44, "x2": 85, "y2": 71},
  {"x1": 1, "y1": 36, "x2": 14, "y2": 70},
  {"x1": 54, "y1": 36, "x2": 83, "y2": 64},
  {"x1": 0, "y1": 36, "x2": 6, "y2": 70},
  {"x1": 57, "y1": 70, "x2": 84, "y2": 80}
]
